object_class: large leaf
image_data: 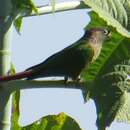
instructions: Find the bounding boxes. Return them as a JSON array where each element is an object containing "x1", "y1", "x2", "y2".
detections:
[
  {"x1": 82, "y1": 12, "x2": 130, "y2": 99},
  {"x1": 11, "y1": 90, "x2": 82, "y2": 130},
  {"x1": 12, "y1": 111, "x2": 82, "y2": 130},
  {"x1": 83, "y1": 0, "x2": 130, "y2": 37},
  {"x1": 81, "y1": 11, "x2": 130, "y2": 130},
  {"x1": 93, "y1": 61, "x2": 130, "y2": 130},
  {"x1": 112, "y1": 61, "x2": 130, "y2": 123},
  {"x1": 22, "y1": 112, "x2": 82, "y2": 130}
]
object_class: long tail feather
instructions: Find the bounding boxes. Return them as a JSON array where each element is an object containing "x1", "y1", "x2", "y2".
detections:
[{"x1": 0, "y1": 70, "x2": 32, "y2": 82}]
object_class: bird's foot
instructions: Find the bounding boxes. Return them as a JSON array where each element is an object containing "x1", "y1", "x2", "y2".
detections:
[
  {"x1": 64, "y1": 76, "x2": 81, "y2": 86},
  {"x1": 74, "y1": 75, "x2": 81, "y2": 82}
]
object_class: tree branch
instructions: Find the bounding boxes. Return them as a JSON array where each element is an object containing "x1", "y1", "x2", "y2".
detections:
[
  {"x1": 1, "y1": 80, "x2": 85, "y2": 92},
  {"x1": 24, "y1": 1, "x2": 87, "y2": 17},
  {"x1": 0, "y1": 0, "x2": 13, "y2": 129}
]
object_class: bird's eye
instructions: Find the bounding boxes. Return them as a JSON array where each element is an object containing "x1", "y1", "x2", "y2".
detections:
[{"x1": 103, "y1": 29, "x2": 109, "y2": 35}]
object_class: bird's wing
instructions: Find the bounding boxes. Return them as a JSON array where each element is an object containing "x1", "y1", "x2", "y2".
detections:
[
  {"x1": 26, "y1": 47, "x2": 78, "y2": 72},
  {"x1": 26, "y1": 37, "x2": 87, "y2": 72},
  {"x1": 25, "y1": 37, "x2": 90, "y2": 79}
]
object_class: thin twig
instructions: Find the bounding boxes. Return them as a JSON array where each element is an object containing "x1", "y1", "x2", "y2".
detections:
[{"x1": 24, "y1": 1, "x2": 87, "y2": 17}]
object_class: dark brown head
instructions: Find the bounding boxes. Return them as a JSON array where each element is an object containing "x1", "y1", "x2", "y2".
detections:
[
  {"x1": 82, "y1": 28, "x2": 111, "y2": 61},
  {"x1": 83, "y1": 28, "x2": 111, "y2": 44}
]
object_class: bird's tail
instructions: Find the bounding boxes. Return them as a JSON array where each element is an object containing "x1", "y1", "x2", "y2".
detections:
[{"x1": 0, "y1": 70, "x2": 32, "y2": 82}]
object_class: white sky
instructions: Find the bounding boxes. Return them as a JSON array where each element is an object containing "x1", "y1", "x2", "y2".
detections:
[{"x1": 11, "y1": 0, "x2": 130, "y2": 130}]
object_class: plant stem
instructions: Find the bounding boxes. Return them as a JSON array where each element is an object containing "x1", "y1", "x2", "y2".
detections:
[
  {"x1": 24, "y1": 1, "x2": 87, "y2": 17},
  {"x1": 1, "y1": 80, "x2": 85, "y2": 92},
  {"x1": 0, "y1": 0, "x2": 13, "y2": 130}
]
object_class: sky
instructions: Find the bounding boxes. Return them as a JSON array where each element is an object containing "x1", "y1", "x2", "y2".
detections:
[{"x1": 11, "y1": 0, "x2": 130, "y2": 130}]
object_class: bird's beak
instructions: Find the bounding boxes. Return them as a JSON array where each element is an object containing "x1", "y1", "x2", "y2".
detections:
[{"x1": 108, "y1": 31, "x2": 111, "y2": 38}]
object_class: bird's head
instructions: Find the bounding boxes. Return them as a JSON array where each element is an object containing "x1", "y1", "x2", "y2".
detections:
[
  {"x1": 81, "y1": 28, "x2": 111, "y2": 61},
  {"x1": 84, "y1": 28, "x2": 111, "y2": 44}
]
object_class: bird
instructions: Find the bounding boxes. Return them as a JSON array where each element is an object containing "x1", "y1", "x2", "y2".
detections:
[{"x1": 0, "y1": 28, "x2": 111, "y2": 82}]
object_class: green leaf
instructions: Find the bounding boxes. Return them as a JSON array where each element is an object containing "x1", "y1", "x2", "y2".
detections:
[
  {"x1": 83, "y1": 0, "x2": 130, "y2": 37},
  {"x1": 28, "y1": 0, "x2": 38, "y2": 14},
  {"x1": 92, "y1": 60, "x2": 130, "y2": 129},
  {"x1": 109, "y1": 60, "x2": 130, "y2": 123},
  {"x1": 93, "y1": 84, "x2": 124, "y2": 130},
  {"x1": 11, "y1": 0, "x2": 38, "y2": 33},
  {"x1": 10, "y1": 62, "x2": 16, "y2": 75},
  {"x1": 115, "y1": 92, "x2": 130, "y2": 123},
  {"x1": 11, "y1": 0, "x2": 38, "y2": 14},
  {"x1": 12, "y1": 91, "x2": 21, "y2": 130},
  {"x1": 11, "y1": 106, "x2": 82, "y2": 130},
  {"x1": 21, "y1": 112, "x2": 82, "y2": 130},
  {"x1": 82, "y1": 12, "x2": 130, "y2": 100},
  {"x1": 81, "y1": 11, "x2": 130, "y2": 130},
  {"x1": 14, "y1": 16, "x2": 23, "y2": 34}
]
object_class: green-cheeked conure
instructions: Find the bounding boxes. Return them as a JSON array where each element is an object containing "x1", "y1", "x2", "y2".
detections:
[{"x1": 0, "y1": 28, "x2": 111, "y2": 82}]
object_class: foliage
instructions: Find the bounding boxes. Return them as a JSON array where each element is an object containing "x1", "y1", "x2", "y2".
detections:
[
  {"x1": 10, "y1": 0, "x2": 130, "y2": 130},
  {"x1": 80, "y1": 0, "x2": 130, "y2": 129},
  {"x1": 84, "y1": 0, "x2": 130, "y2": 38},
  {"x1": 11, "y1": 0, "x2": 38, "y2": 33},
  {"x1": 12, "y1": 91, "x2": 21, "y2": 130},
  {"x1": 79, "y1": 10, "x2": 130, "y2": 130},
  {"x1": 22, "y1": 112, "x2": 82, "y2": 130},
  {"x1": 92, "y1": 61, "x2": 130, "y2": 130},
  {"x1": 12, "y1": 101, "x2": 82, "y2": 130},
  {"x1": 12, "y1": 0, "x2": 56, "y2": 33}
]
